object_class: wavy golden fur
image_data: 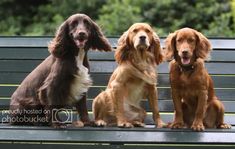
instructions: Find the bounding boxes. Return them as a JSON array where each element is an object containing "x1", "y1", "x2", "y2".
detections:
[{"x1": 92, "y1": 23, "x2": 164, "y2": 128}]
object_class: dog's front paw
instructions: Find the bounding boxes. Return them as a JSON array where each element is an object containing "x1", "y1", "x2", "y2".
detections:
[
  {"x1": 155, "y1": 119, "x2": 166, "y2": 128},
  {"x1": 117, "y1": 121, "x2": 134, "y2": 128},
  {"x1": 94, "y1": 120, "x2": 107, "y2": 127},
  {"x1": 217, "y1": 123, "x2": 231, "y2": 129},
  {"x1": 191, "y1": 121, "x2": 204, "y2": 131},
  {"x1": 171, "y1": 121, "x2": 184, "y2": 129},
  {"x1": 73, "y1": 120, "x2": 84, "y2": 128},
  {"x1": 133, "y1": 121, "x2": 145, "y2": 127}
]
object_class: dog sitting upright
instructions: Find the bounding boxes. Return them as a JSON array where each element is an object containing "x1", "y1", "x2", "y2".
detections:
[
  {"x1": 10, "y1": 13, "x2": 112, "y2": 128},
  {"x1": 92, "y1": 23, "x2": 164, "y2": 128},
  {"x1": 164, "y1": 28, "x2": 231, "y2": 131}
]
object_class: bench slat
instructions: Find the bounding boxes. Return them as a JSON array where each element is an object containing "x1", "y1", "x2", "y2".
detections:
[
  {"x1": 0, "y1": 47, "x2": 48, "y2": 60},
  {"x1": 0, "y1": 109, "x2": 234, "y2": 125},
  {"x1": 1, "y1": 96, "x2": 235, "y2": 113},
  {"x1": 0, "y1": 36, "x2": 234, "y2": 49},
  {"x1": 1, "y1": 48, "x2": 235, "y2": 62},
  {"x1": 87, "y1": 87, "x2": 235, "y2": 101},
  {"x1": 0, "y1": 143, "x2": 234, "y2": 149},
  {"x1": 0, "y1": 37, "x2": 118, "y2": 48},
  {"x1": 1, "y1": 73, "x2": 235, "y2": 89},
  {"x1": 1, "y1": 60, "x2": 235, "y2": 74},
  {"x1": 91, "y1": 62, "x2": 235, "y2": 74},
  {"x1": 1, "y1": 86, "x2": 235, "y2": 101},
  {"x1": 0, "y1": 126, "x2": 234, "y2": 144}
]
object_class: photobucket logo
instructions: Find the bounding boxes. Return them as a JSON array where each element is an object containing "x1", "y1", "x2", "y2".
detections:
[
  {"x1": 52, "y1": 108, "x2": 73, "y2": 124},
  {"x1": 1, "y1": 114, "x2": 49, "y2": 123}
]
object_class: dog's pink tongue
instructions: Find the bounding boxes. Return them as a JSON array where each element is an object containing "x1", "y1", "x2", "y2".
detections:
[
  {"x1": 75, "y1": 40, "x2": 86, "y2": 48},
  {"x1": 182, "y1": 58, "x2": 190, "y2": 65}
]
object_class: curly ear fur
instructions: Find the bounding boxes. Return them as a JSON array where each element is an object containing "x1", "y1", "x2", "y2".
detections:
[
  {"x1": 150, "y1": 33, "x2": 163, "y2": 65},
  {"x1": 195, "y1": 31, "x2": 212, "y2": 60},
  {"x1": 164, "y1": 32, "x2": 177, "y2": 61},
  {"x1": 115, "y1": 31, "x2": 130, "y2": 64},
  {"x1": 48, "y1": 21, "x2": 76, "y2": 58},
  {"x1": 90, "y1": 20, "x2": 112, "y2": 51}
]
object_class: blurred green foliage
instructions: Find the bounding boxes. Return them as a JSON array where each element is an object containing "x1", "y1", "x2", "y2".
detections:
[
  {"x1": 232, "y1": 0, "x2": 235, "y2": 31},
  {"x1": 98, "y1": 0, "x2": 142, "y2": 35},
  {"x1": 0, "y1": 0, "x2": 234, "y2": 37}
]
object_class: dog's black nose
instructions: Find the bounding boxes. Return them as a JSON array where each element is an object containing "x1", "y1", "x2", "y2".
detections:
[
  {"x1": 139, "y1": 36, "x2": 146, "y2": 41},
  {"x1": 76, "y1": 31, "x2": 87, "y2": 41},
  {"x1": 182, "y1": 50, "x2": 188, "y2": 55},
  {"x1": 78, "y1": 32, "x2": 86, "y2": 37}
]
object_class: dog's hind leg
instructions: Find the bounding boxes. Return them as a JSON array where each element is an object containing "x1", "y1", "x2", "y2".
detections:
[{"x1": 204, "y1": 98, "x2": 231, "y2": 129}]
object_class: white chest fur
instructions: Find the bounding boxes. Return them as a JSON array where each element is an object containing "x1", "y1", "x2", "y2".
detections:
[{"x1": 69, "y1": 49, "x2": 92, "y2": 101}]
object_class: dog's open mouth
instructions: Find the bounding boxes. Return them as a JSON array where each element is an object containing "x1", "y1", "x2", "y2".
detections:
[
  {"x1": 181, "y1": 56, "x2": 191, "y2": 65},
  {"x1": 73, "y1": 32, "x2": 89, "y2": 49},
  {"x1": 74, "y1": 38, "x2": 88, "y2": 49}
]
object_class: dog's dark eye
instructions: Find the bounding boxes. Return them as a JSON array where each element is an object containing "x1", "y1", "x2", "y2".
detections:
[
  {"x1": 83, "y1": 19, "x2": 89, "y2": 26},
  {"x1": 71, "y1": 20, "x2": 78, "y2": 28},
  {"x1": 83, "y1": 19, "x2": 91, "y2": 30},
  {"x1": 133, "y1": 29, "x2": 138, "y2": 33},
  {"x1": 145, "y1": 29, "x2": 150, "y2": 33},
  {"x1": 188, "y1": 38, "x2": 195, "y2": 43},
  {"x1": 177, "y1": 38, "x2": 182, "y2": 43}
]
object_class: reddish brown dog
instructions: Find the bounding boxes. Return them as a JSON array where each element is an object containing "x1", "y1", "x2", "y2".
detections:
[
  {"x1": 164, "y1": 28, "x2": 231, "y2": 131},
  {"x1": 92, "y1": 23, "x2": 164, "y2": 128}
]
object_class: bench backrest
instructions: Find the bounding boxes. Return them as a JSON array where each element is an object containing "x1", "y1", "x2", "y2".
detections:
[{"x1": 0, "y1": 36, "x2": 234, "y2": 123}]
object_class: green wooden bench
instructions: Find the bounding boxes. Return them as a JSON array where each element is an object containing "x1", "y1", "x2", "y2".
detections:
[{"x1": 0, "y1": 36, "x2": 234, "y2": 149}]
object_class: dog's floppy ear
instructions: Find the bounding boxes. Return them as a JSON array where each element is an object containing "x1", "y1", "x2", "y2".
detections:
[
  {"x1": 195, "y1": 30, "x2": 212, "y2": 60},
  {"x1": 151, "y1": 32, "x2": 163, "y2": 65},
  {"x1": 48, "y1": 21, "x2": 74, "y2": 58},
  {"x1": 164, "y1": 32, "x2": 177, "y2": 61},
  {"x1": 115, "y1": 31, "x2": 130, "y2": 64},
  {"x1": 90, "y1": 20, "x2": 112, "y2": 52}
]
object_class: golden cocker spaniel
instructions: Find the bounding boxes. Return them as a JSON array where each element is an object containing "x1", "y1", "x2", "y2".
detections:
[{"x1": 92, "y1": 23, "x2": 164, "y2": 128}]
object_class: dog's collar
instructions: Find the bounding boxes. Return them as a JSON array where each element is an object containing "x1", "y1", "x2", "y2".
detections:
[{"x1": 178, "y1": 64, "x2": 195, "y2": 72}]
